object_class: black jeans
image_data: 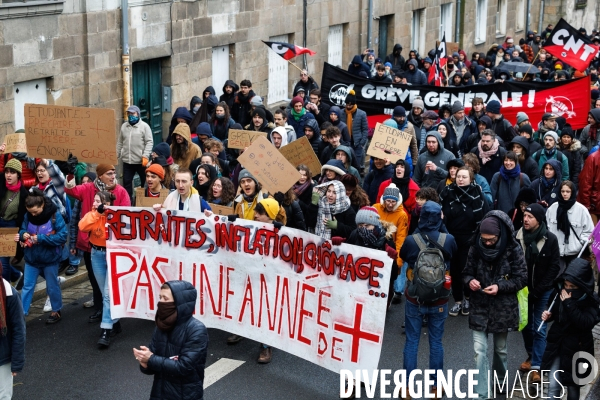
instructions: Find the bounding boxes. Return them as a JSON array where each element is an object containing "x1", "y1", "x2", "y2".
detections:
[
  {"x1": 122, "y1": 162, "x2": 147, "y2": 198},
  {"x1": 83, "y1": 251, "x2": 102, "y2": 311}
]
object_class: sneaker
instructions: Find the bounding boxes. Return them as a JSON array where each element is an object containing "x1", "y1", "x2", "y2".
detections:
[
  {"x1": 520, "y1": 357, "x2": 532, "y2": 372},
  {"x1": 449, "y1": 302, "x2": 462, "y2": 316},
  {"x1": 65, "y1": 265, "x2": 78, "y2": 276},
  {"x1": 58, "y1": 276, "x2": 66, "y2": 287},
  {"x1": 227, "y1": 334, "x2": 243, "y2": 344},
  {"x1": 257, "y1": 347, "x2": 272, "y2": 363},
  {"x1": 83, "y1": 300, "x2": 95, "y2": 308},
  {"x1": 461, "y1": 299, "x2": 471, "y2": 316},
  {"x1": 46, "y1": 310, "x2": 61, "y2": 324},
  {"x1": 43, "y1": 297, "x2": 52, "y2": 312}
]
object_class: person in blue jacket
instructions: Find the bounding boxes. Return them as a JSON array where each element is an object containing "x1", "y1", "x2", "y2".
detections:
[
  {"x1": 287, "y1": 96, "x2": 315, "y2": 139},
  {"x1": 348, "y1": 55, "x2": 371, "y2": 77},
  {"x1": 0, "y1": 264, "x2": 25, "y2": 399}
]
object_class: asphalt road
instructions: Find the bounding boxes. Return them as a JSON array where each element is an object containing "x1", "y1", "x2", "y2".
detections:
[{"x1": 13, "y1": 293, "x2": 531, "y2": 400}]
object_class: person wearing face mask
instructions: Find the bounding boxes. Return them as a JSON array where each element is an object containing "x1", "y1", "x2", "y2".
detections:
[
  {"x1": 208, "y1": 102, "x2": 235, "y2": 142},
  {"x1": 118, "y1": 105, "x2": 154, "y2": 199},
  {"x1": 440, "y1": 167, "x2": 490, "y2": 318},
  {"x1": 134, "y1": 280, "x2": 208, "y2": 400},
  {"x1": 490, "y1": 151, "x2": 531, "y2": 213},
  {"x1": 546, "y1": 181, "x2": 593, "y2": 270},
  {"x1": 189, "y1": 96, "x2": 202, "y2": 116},
  {"x1": 514, "y1": 203, "x2": 561, "y2": 383},
  {"x1": 541, "y1": 258, "x2": 600, "y2": 400}
]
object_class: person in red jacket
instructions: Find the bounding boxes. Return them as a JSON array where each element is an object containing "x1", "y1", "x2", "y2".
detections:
[
  {"x1": 376, "y1": 159, "x2": 420, "y2": 225},
  {"x1": 0, "y1": 131, "x2": 40, "y2": 189},
  {"x1": 577, "y1": 150, "x2": 600, "y2": 225},
  {"x1": 64, "y1": 164, "x2": 130, "y2": 323}
]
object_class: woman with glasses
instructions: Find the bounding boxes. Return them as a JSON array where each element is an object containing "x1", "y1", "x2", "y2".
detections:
[{"x1": 439, "y1": 166, "x2": 490, "y2": 317}]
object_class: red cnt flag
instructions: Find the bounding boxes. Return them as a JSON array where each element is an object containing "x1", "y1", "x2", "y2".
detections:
[
  {"x1": 429, "y1": 34, "x2": 448, "y2": 86},
  {"x1": 262, "y1": 41, "x2": 316, "y2": 61},
  {"x1": 542, "y1": 18, "x2": 600, "y2": 72}
]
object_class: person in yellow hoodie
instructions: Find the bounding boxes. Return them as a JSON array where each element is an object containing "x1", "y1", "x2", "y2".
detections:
[
  {"x1": 78, "y1": 191, "x2": 121, "y2": 349},
  {"x1": 373, "y1": 183, "x2": 409, "y2": 304},
  {"x1": 170, "y1": 122, "x2": 201, "y2": 171}
]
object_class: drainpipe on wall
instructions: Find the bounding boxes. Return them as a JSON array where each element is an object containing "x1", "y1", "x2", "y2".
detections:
[
  {"x1": 122, "y1": 0, "x2": 130, "y2": 119},
  {"x1": 538, "y1": 0, "x2": 544, "y2": 36},
  {"x1": 455, "y1": 0, "x2": 461, "y2": 45},
  {"x1": 303, "y1": 0, "x2": 307, "y2": 69},
  {"x1": 526, "y1": 0, "x2": 531, "y2": 33},
  {"x1": 367, "y1": 0, "x2": 373, "y2": 50}
]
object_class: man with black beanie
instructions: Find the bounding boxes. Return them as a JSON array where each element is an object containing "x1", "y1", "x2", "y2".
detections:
[
  {"x1": 515, "y1": 203, "x2": 560, "y2": 384},
  {"x1": 518, "y1": 124, "x2": 542, "y2": 154}
]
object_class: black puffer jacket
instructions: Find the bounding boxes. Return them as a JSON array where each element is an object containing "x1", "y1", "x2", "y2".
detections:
[
  {"x1": 283, "y1": 200, "x2": 307, "y2": 231},
  {"x1": 558, "y1": 138, "x2": 582, "y2": 186},
  {"x1": 462, "y1": 211, "x2": 528, "y2": 333},
  {"x1": 141, "y1": 280, "x2": 209, "y2": 400},
  {"x1": 541, "y1": 259, "x2": 600, "y2": 385}
]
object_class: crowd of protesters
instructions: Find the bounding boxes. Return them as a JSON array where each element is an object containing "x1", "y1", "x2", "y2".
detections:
[{"x1": 4, "y1": 29, "x2": 600, "y2": 399}]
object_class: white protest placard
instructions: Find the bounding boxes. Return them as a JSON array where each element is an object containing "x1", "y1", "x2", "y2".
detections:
[
  {"x1": 366, "y1": 122, "x2": 411, "y2": 162},
  {"x1": 4, "y1": 133, "x2": 27, "y2": 153},
  {"x1": 106, "y1": 207, "x2": 392, "y2": 374}
]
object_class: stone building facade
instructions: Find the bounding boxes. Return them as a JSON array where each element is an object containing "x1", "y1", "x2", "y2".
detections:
[{"x1": 0, "y1": 0, "x2": 594, "y2": 143}]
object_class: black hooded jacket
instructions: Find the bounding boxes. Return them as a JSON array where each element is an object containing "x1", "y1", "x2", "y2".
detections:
[
  {"x1": 385, "y1": 44, "x2": 406, "y2": 74},
  {"x1": 141, "y1": 280, "x2": 209, "y2": 400},
  {"x1": 509, "y1": 136, "x2": 540, "y2": 181},
  {"x1": 219, "y1": 79, "x2": 239, "y2": 110}
]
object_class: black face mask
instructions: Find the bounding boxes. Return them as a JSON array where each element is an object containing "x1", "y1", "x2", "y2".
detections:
[{"x1": 565, "y1": 288, "x2": 586, "y2": 299}]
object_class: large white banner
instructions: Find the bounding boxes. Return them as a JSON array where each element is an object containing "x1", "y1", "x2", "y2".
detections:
[{"x1": 105, "y1": 207, "x2": 392, "y2": 373}]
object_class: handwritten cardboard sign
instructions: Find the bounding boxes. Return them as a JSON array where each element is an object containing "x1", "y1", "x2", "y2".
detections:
[
  {"x1": 278, "y1": 136, "x2": 322, "y2": 177},
  {"x1": 366, "y1": 123, "x2": 411, "y2": 162},
  {"x1": 24, "y1": 104, "x2": 117, "y2": 164},
  {"x1": 236, "y1": 136, "x2": 301, "y2": 194},
  {"x1": 0, "y1": 228, "x2": 18, "y2": 257},
  {"x1": 135, "y1": 188, "x2": 170, "y2": 207},
  {"x1": 208, "y1": 203, "x2": 234, "y2": 216},
  {"x1": 228, "y1": 129, "x2": 268, "y2": 150},
  {"x1": 4, "y1": 133, "x2": 27, "y2": 153}
]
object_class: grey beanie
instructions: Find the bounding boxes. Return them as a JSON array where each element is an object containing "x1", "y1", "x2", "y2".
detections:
[
  {"x1": 451, "y1": 101, "x2": 464, "y2": 114},
  {"x1": 238, "y1": 169, "x2": 258, "y2": 186},
  {"x1": 250, "y1": 96, "x2": 263, "y2": 107},
  {"x1": 412, "y1": 97, "x2": 424, "y2": 111},
  {"x1": 355, "y1": 206, "x2": 382, "y2": 228},
  {"x1": 516, "y1": 112, "x2": 529, "y2": 125},
  {"x1": 543, "y1": 131, "x2": 559, "y2": 144}
]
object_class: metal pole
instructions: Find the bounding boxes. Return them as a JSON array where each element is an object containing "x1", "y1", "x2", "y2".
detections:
[
  {"x1": 455, "y1": 0, "x2": 461, "y2": 44},
  {"x1": 121, "y1": 0, "x2": 130, "y2": 119},
  {"x1": 526, "y1": 0, "x2": 531, "y2": 34},
  {"x1": 538, "y1": 0, "x2": 544, "y2": 36},
  {"x1": 367, "y1": 0, "x2": 373, "y2": 50},
  {"x1": 303, "y1": 0, "x2": 307, "y2": 69}
]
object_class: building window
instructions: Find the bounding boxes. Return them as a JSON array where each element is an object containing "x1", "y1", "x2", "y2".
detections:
[
  {"x1": 516, "y1": 0, "x2": 525, "y2": 31},
  {"x1": 496, "y1": 0, "x2": 507, "y2": 36},
  {"x1": 267, "y1": 34, "x2": 289, "y2": 105},
  {"x1": 411, "y1": 9, "x2": 426, "y2": 56},
  {"x1": 575, "y1": 0, "x2": 586, "y2": 10},
  {"x1": 475, "y1": 0, "x2": 488, "y2": 44},
  {"x1": 328, "y1": 25, "x2": 343, "y2": 68},
  {"x1": 440, "y1": 3, "x2": 453, "y2": 41}
]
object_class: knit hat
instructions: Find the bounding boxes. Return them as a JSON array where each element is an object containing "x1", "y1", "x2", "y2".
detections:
[
  {"x1": 4, "y1": 158, "x2": 22, "y2": 174},
  {"x1": 321, "y1": 159, "x2": 347, "y2": 176},
  {"x1": 452, "y1": 52, "x2": 459, "y2": 58},
  {"x1": 451, "y1": 101, "x2": 464, "y2": 114},
  {"x1": 519, "y1": 124, "x2": 533, "y2": 135},
  {"x1": 412, "y1": 97, "x2": 424, "y2": 111},
  {"x1": 345, "y1": 90, "x2": 357, "y2": 104},
  {"x1": 252, "y1": 107, "x2": 266, "y2": 121},
  {"x1": 383, "y1": 119, "x2": 398, "y2": 129},
  {"x1": 560, "y1": 124, "x2": 574, "y2": 138},
  {"x1": 422, "y1": 110, "x2": 439, "y2": 120},
  {"x1": 393, "y1": 106, "x2": 406, "y2": 118},
  {"x1": 259, "y1": 198, "x2": 280, "y2": 220},
  {"x1": 507, "y1": 37, "x2": 514, "y2": 44},
  {"x1": 480, "y1": 216, "x2": 501, "y2": 236},
  {"x1": 524, "y1": 203, "x2": 546, "y2": 224},
  {"x1": 291, "y1": 96, "x2": 304, "y2": 107},
  {"x1": 196, "y1": 122, "x2": 212, "y2": 137},
  {"x1": 384, "y1": 62, "x2": 392, "y2": 68},
  {"x1": 446, "y1": 158, "x2": 465, "y2": 170},
  {"x1": 250, "y1": 95, "x2": 263, "y2": 107},
  {"x1": 238, "y1": 169, "x2": 258, "y2": 186},
  {"x1": 486, "y1": 100, "x2": 501, "y2": 114},
  {"x1": 340, "y1": 174, "x2": 358, "y2": 190},
  {"x1": 424, "y1": 57, "x2": 433, "y2": 64},
  {"x1": 516, "y1": 112, "x2": 529, "y2": 125},
  {"x1": 146, "y1": 163, "x2": 165, "y2": 180},
  {"x1": 382, "y1": 183, "x2": 401, "y2": 203},
  {"x1": 592, "y1": 89, "x2": 600, "y2": 100},
  {"x1": 543, "y1": 131, "x2": 559, "y2": 144},
  {"x1": 355, "y1": 206, "x2": 381, "y2": 228},
  {"x1": 153, "y1": 142, "x2": 171, "y2": 159},
  {"x1": 96, "y1": 164, "x2": 115, "y2": 177}
]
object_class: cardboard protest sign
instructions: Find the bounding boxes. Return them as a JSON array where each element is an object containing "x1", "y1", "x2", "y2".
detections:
[
  {"x1": 0, "y1": 228, "x2": 18, "y2": 257},
  {"x1": 279, "y1": 136, "x2": 322, "y2": 176},
  {"x1": 366, "y1": 123, "x2": 411, "y2": 162},
  {"x1": 4, "y1": 133, "x2": 27, "y2": 153},
  {"x1": 227, "y1": 129, "x2": 268, "y2": 150},
  {"x1": 135, "y1": 188, "x2": 170, "y2": 207},
  {"x1": 236, "y1": 136, "x2": 301, "y2": 194},
  {"x1": 106, "y1": 207, "x2": 392, "y2": 373},
  {"x1": 208, "y1": 203, "x2": 234, "y2": 216},
  {"x1": 24, "y1": 104, "x2": 117, "y2": 164}
]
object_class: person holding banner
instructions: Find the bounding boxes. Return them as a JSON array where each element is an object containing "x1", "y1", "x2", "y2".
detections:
[
  {"x1": 206, "y1": 177, "x2": 235, "y2": 207},
  {"x1": 135, "y1": 280, "x2": 208, "y2": 399},
  {"x1": 156, "y1": 170, "x2": 211, "y2": 213},
  {"x1": 232, "y1": 169, "x2": 274, "y2": 221},
  {"x1": 293, "y1": 165, "x2": 314, "y2": 216}
]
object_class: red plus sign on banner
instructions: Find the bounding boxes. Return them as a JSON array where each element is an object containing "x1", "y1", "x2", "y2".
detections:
[{"x1": 334, "y1": 303, "x2": 381, "y2": 363}]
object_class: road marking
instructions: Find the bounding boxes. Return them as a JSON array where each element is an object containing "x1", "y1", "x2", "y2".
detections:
[{"x1": 204, "y1": 358, "x2": 245, "y2": 388}]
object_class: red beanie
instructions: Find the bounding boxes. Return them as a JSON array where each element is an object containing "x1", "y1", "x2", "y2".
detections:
[{"x1": 292, "y1": 96, "x2": 304, "y2": 106}]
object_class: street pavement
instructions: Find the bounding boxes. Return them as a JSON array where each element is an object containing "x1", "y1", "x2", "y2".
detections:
[{"x1": 11, "y1": 281, "x2": 598, "y2": 399}]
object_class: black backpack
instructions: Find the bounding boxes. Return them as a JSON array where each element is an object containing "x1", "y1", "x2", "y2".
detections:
[{"x1": 407, "y1": 233, "x2": 452, "y2": 303}]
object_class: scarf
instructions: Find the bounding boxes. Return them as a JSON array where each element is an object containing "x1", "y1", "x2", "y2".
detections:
[
  {"x1": 28, "y1": 200, "x2": 57, "y2": 226},
  {"x1": 556, "y1": 195, "x2": 576, "y2": 242},
  {"x1": 541, "y1": 175, "x2": 556, "y2": 188},
  {"x1": 419, "y1": 127, "x2": 427, "y2": 150},
  {"x1": 314, "y1": 181, "x2": 351, "y2": 240},
  {"x1": 450, "y1": 116, "x2": 466, "y2": 143},
  {"x1": 477, "y1": 139, "x2": 500, "y2": 164},
  {"x1": 523, "y1": 222, "x2": 547, "y2": 268},
  {"x1": 290, "y1": 107, "x2": 306, "y2": 122},
  {"x1": 293, "y1": 180, "x2": 311, "y2": 198},
  {"x1": 476, "y1": 222, "x2": 508, "y2": 263},
  {"x1": 499, "y1": 164, "x2": 521, "y2": 181},
  {"x1": 155, "y1": 301, "x2": 178, "y2": 332},
  {"x1": 358, "y1": 226, "x2": 381, "y2": 246},
  {"x1": 5, "y1": 180, "x2": 21, "y2": 192},
  {"x1": 94, "y1": 178, "x2": 116, "y2": 192},
  {"x1": 178, "y1": 187, "x2": 199, "y2": 211},
  {"x1": 544, "y1": 147, "x2": 556, "y2": 158},
  {"x1": 590, "y1": 124, "x2": 598, "y2": 141},
  {"x1": 391, "y1": 175, "x2": 410, "y2": 206},
  {"x1": 37, "y1": 181, "x2": 49, "y2": 191},
  {"x1": 345, "y1": 105, "x2": 357, "y2": 139}
]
